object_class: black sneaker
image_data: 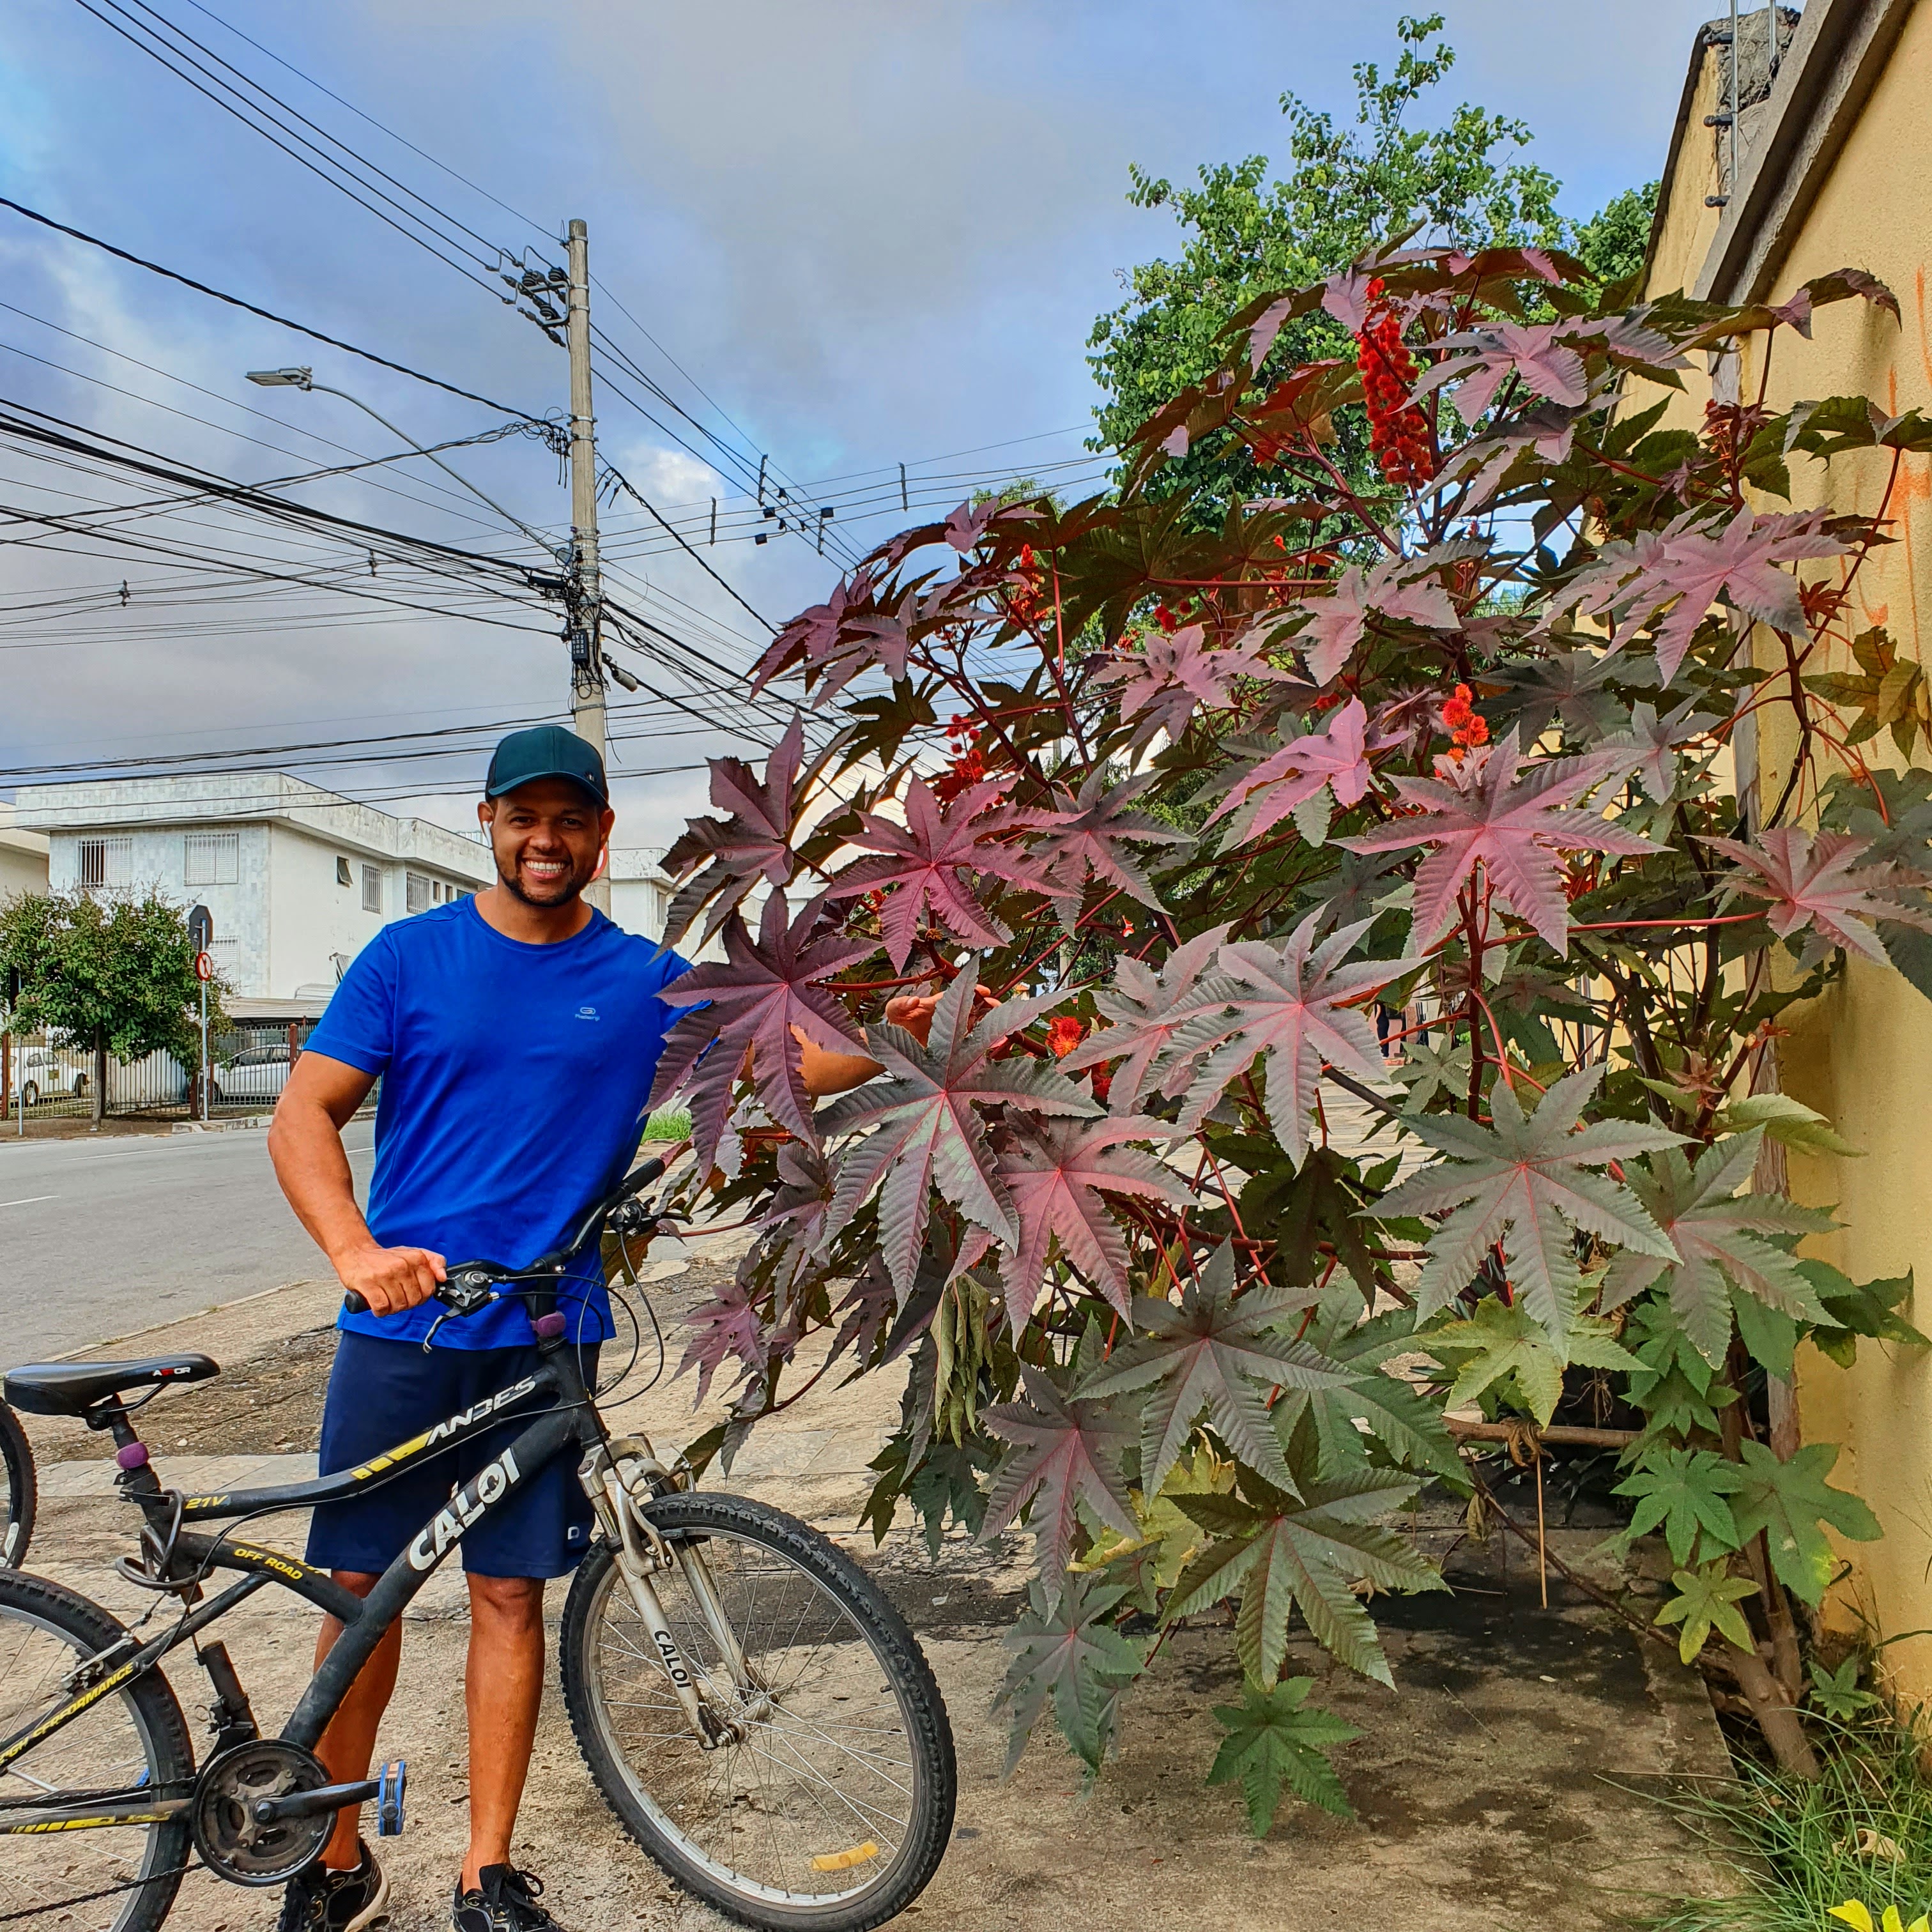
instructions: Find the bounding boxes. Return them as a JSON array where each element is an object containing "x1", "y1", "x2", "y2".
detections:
[
  {"x1": 452, "y1": 1864, "x2": 564, "y2": 1932},
  {"x1": 278, "y1": 1839, "x2": 390, "y2": 1932}
]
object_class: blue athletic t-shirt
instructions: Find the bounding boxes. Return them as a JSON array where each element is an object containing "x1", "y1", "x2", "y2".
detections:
[{"x1": 304, "y1": 897, "x2": 691, "y2": 1349}]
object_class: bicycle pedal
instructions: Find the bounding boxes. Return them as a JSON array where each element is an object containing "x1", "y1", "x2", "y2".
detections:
[{"x1": 376, "y1": 1758, "x2": 406, "y2": 1837}]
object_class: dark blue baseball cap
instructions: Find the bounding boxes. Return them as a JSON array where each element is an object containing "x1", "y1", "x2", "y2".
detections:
[{"x1": 484, "y1": 724, "x2": 608, "y2": 806}]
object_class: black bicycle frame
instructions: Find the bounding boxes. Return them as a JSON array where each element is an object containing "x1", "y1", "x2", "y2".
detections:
[{"x1": 0, "y1": 1328, "x2": 610, "y2": 1822}]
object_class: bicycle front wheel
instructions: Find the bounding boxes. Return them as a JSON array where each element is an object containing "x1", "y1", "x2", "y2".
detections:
[
  {"x1": 0, "y1": 1569, "x2": 194, "y2": 1932},
  {"x1": 0, "y1": 1402, "x2": 38, "y2": 1568},
  {"x1": 561, "y1": 1492, "x2": 955, "y2": 1932}
]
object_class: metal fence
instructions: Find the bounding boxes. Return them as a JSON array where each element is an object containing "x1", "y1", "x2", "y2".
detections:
[{"x1": 0, "y1": 1021, "x2": 318, "y2": 1124}]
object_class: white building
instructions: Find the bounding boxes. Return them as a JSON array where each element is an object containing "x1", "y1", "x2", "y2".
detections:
[
  {"x1": 606, "y1": 846, "x2": 763, "y2": 963},
  {"x1": 608, "y1": 846, "x2": 675, "y2": 946},
  {"x1": 10, "y1": 774, "x2": 493, "y2": 1013},
  {"x1": 0, "y1": 804, "x2": 49, "y2": 905}
]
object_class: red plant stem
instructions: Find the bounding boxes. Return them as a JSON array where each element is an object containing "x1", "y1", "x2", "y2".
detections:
[
  {"x1": 1567, "y1": 912, "x2": 1762, "y2": 933},
  {"x1": 993, "y1": 888, "x2": 1126, "y2": 999},
  {"x1": 830, "y1": 969, "x2": 957, "y2": 995}
]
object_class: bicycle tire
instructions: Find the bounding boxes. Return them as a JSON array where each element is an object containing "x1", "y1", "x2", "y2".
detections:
[
  {"x1": 562, "y1": 1492, "x2": 956, "y2": 1932},
  {"x1": 0, "y1": 1402, "x2": 37, "y2": 1568},
  {"x1": 0, "y1": 1568, "x2": 195, "y2": 1932}
]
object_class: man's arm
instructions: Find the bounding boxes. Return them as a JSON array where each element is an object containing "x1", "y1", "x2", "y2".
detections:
[
  {"x1": 267, "y1": 1050, "x2": 445, "y2": 1317},
  {"x1": 799, "y1": 992, "x2": 940, "y2": 1101}
]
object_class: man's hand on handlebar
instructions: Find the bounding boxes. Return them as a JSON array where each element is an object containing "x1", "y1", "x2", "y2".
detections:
[{"x1": 334, "y1": 1240, "x2": 447, "y2": 1318}]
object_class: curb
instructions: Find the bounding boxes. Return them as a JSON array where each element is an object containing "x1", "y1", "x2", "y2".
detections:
[{"x1": 171, "y1": 1114, "x2": 274, "y2": 1135}]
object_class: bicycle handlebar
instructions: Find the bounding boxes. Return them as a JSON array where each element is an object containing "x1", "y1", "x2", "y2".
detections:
[{"x1": 341, "y1": 1154, "x2": 670, "y2": 1318}]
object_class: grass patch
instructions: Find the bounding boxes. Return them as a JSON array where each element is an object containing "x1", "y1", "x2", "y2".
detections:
[
  {"x1": 1655, "y1": 1717, "x2": 1932, "y2": 1931},
  {"x1": 641, "y1": 1107, "x2": 692, "y2": 1142}
]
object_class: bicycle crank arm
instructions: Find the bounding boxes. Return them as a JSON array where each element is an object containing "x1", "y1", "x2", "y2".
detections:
[
  {"x1": 251, "y1": 1775, "x2": 378, "y2": 1825},
  {"x1": 0, "y1": 1794, "x2": 189, "y2": 1833}
]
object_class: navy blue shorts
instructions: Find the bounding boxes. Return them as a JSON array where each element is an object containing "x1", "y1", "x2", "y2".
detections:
[{"x1": 305, "y1": 1332, "x2": 597, "y2": 1581}]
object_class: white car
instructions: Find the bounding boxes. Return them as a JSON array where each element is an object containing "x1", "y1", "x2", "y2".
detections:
[
  {"x1": 14, "y1": 1047, "x2": 88, "y2": 1108},
  {"x1": 212, "y1": 1043, "x2": 293, "y2": 1103}
]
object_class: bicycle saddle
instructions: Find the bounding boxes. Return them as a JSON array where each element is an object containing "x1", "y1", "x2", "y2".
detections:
[{"x1": 5, "y1": 1354, "x2": 218, "y2": 1417}]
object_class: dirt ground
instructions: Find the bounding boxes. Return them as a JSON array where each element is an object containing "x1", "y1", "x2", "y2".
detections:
[{"x1": 13, "y1": 1258, "x2": 1740, "y2": 1932}]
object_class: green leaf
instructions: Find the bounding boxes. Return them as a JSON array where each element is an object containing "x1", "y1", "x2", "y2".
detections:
[
  {"x1": 1727, "y1": 1440, "x2": 1882, "y2": 1604},
  {"x1": 1806, "y1": 1655, "x2": 1880, "y2": 1721},
  {"x1": 1208, "y1": 1677, "x2": 1360, "y2": 1834},
  {"x1": 1272, "y1": 1289, "x2": 1463, "y2": 1480},
  {"x1": 1730, "y1": 1281, "x2": 1798, "y2": 1378},
  {"x1": 1604, "y1": 1133, "x2": 1836, "y2": 1365},
  {"x1": 1168, "y1": 1463, "x2": 1441, "y2": 1687},
  {"x1": 1715, "y1": 1091, "x2": 1865, "y2": 1158},
  {"x1": 1420, "y1": 1293, "x2": 1637, "y2": 1427},
  {"x1": 1802, "y1": 1261, "x2": 1928, "y2": 1367},
  {"x1": 1374, "y1": 1064, "x2": 1681, "y2": 1342},
  {"x1": 1078, "y1": 1243, "x2": 1352, "y2": 1496},
  {"x1": 994, "y1": 1574, "x2": 1147, "y2": 1775},
  {"x1": 1613, "y1": 1446, "x2": 1744, "y2": 1565},
  {"x1": 1653, "y1": 1564, "x2": 1758, "y2": 1664}
]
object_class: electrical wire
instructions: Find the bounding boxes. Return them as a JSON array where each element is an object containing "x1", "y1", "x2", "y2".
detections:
[{"x1": 0, "y1": 194, "x2": 539, "y2": 421}]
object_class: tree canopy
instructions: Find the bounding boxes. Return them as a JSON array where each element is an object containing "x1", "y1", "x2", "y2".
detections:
[
  {"x1": 0, "y1": 887, "x2": 218, "y2": 1067},
  {"x1": 1087, "y1": 12, "x2": 1652, "y2": 511}
]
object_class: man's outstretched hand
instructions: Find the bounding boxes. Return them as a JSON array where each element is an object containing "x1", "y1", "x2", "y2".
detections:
[{"x1": 882, "y1": 992, "x2": 942, "y2": 1042}]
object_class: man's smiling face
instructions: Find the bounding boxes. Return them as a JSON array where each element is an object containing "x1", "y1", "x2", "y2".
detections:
[{"x1": 479, "y1": 778, "x2": 615, "y2": 908}]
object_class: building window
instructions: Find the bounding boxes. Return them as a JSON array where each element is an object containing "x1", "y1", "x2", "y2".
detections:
[
  {"x1": 361, "y1": 864, "x2": 382, "y2": 914},
  {"x1": 77, "y1": 836, "x2": 133, "y2": 891},
  {"x1": 183, "y1": 832, "x2": 240, "y2": 887},
  {"x1": 336, "y1": 857, "x2": 353, "y2": 887},
  {"x1": 406, "y1": 871, "x2": 431, "y2": 915}
]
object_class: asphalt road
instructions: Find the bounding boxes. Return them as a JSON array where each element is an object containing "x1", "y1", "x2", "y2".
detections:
[{"x1": 0, "y1": 1124, "x2": 373, "y2": 1362}]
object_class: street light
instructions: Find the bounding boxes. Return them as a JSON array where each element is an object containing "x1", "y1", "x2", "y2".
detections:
[{"x1": 244, "y1": 367, "x2": 562, "y2": 558}]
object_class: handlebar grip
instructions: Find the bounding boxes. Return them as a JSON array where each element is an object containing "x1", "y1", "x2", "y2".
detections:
[{"x1": 343, "y1": 1291, "x2": 369, "y2": 1315}]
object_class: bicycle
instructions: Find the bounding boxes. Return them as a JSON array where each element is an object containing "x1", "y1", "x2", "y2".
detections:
[{"x1": 0, "y1": 1153, "x2": 956, "y2": 1931}]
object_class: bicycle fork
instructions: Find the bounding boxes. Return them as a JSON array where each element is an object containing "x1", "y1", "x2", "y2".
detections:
[{"x1": 578, "y1": 1440, "x2": 767, "y2": 1750}]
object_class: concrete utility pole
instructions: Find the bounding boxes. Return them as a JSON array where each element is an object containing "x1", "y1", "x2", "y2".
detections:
[{"x1": 565, "y1": 217, "x2": 611, "y2": 912}]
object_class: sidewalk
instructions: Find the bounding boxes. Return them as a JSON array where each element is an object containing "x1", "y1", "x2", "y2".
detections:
[{"x1": 13, "y1": 1232, "x2": 1740, "y2": 1932}]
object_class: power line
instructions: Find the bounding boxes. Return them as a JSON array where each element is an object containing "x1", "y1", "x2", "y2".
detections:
[
  {"x1": 0, "y1": 193, "x2": 539, "y2": 421},
  {"x1": 77, "y1": 0, "x2": 507, "y2": 293}
]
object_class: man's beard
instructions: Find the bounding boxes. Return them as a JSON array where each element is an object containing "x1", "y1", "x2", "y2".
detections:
[{"x1": 498, "y1": 851, "x2": 592, "y2": 907}]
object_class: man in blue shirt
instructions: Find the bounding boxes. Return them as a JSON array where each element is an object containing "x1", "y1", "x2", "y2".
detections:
[{"x1": 268, "y1": 726, "x2": 918, "y2": 1932}]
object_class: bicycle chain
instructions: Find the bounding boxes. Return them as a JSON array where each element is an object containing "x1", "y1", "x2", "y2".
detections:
[{"x1": 0, "y1": 1855, "x2": 196, "y2": 1923}]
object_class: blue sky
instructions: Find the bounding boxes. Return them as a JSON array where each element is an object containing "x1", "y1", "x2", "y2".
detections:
[{"x1": 0, "y1": 0, "x2": 1731, "y2": 844}]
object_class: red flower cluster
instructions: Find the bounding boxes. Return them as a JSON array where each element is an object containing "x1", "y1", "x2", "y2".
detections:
[
  {"x1": 1355, "y1": 279, "x2": 1434, "y2": 488},
  {"x1": 1153, "y1": 601, "x2": 1181, "y2": 634},
  {"x1": 1045, "y1": 1015, "x2": 1087, "y2": 1059},
  {"x1": 933, "y1": 715, "x2": 988, "y2": 805},
  {"x1": 1006, "y1": 542, "x2": 1048, "y2": 627},
  {"x1": 1441, "y1": 682, "x2": 1490, "y2": 761}
]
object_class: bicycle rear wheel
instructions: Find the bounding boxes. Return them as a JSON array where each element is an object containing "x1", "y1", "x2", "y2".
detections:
[
  {"x1": 561, "y1": 1492, "x2": 955, "y2": 1932},
  {"x1": 0, "y1": 1402, "x2": 37, "y2": 1568},
  {"x1": 0, "y1": 1570, "x2": 194, "y2": 1932}
]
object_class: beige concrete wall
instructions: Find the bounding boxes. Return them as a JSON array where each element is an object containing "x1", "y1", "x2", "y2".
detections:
[{"x1": 1645, "y1": 6, "x2": 1932, "y2": 1703}]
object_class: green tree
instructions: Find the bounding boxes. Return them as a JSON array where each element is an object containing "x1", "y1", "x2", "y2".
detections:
[
  {"x1": 1571, "y1": 180, "x2": 1660, "y2": 288},
  {"x1": 1085, "y1": 12, "x2": 1643, "y2": 513},
  {"x1": 0, "y1": 889, "x2": 222, "y2": 1124}
]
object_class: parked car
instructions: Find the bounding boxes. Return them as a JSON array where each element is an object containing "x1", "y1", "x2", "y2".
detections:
[
  {"x1": 10, "y1": 1045, "x2": 190, "y2": 1109},
  {"x1": 14, "y1": 1047, "x2": 88, "y2": 1108},
  {"x1": 213, "y1": 1042, "x2": 293, "y2": 1103}
]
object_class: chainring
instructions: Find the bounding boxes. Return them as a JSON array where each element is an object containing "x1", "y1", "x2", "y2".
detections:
[{"x1": 188, "y1": 1737, "x2": 332, "y2": 1886}]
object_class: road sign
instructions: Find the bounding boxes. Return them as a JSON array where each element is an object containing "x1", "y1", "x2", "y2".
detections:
[
  {"x1": 194, "y1": 952, "x2": 213, "y2": 983},
  {"x1": 187, "y1": 904, "x2": 214, "y2": 952}
]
